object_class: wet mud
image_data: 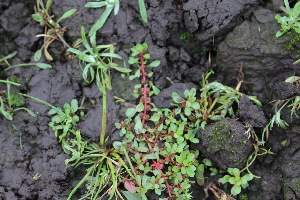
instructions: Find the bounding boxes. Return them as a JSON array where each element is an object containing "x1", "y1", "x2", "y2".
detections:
[{"x1": 0, "y1": 0, "x2": 300, "y2": 199}]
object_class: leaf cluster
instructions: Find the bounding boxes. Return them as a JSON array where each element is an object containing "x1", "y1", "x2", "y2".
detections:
[
  {"x1": 219, "y1": 168, "x2": 253, "y2": 196},
  {"x1": 48, "y1": 99, "x2": 83, "y2": 153},
  {"x1": 0, "y1": 80, "x2": 36, "y2": 120},
  {"x1": 32, "y1": 0, "x2": 77, "y2": 61},
  {"x1": 262, "y1": 76, "x2": 300, "y2": 143},
  {"x1": 68, "y1": 27, "x2": 131, "y2": 92},
  {"x1": 275, "y1": 0, "x2": 300, "y2": 37}
]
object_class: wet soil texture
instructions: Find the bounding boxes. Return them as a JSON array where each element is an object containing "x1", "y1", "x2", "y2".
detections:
[{"x1": 1, "y1": 0, "x2": 300, "y2": 200}]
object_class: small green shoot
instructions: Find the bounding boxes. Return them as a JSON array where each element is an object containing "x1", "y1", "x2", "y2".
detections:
[
  {"x1": 68, "y1": 26, "x2": 131, "y2": 148},
  {"x1": 275, "y1": 0, "x2": 300, "y2": 37},
  {"x1": 85, "y1": 0, "x2": 147, "y2": 36},
  {"x1": 219, "y1": 168, "x2": 253, "y2": 196},
  {"x1": 0, "y1": 81, "x2": 36, "y2": 120},
  {"x1": 32, "y1": 0, "x2": 76, "y2": 61}
]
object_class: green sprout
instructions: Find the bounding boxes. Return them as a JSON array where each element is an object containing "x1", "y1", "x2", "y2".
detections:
[
  {"x1": 275, "y1": 0, "x2": 300, "y2": 37},
  {"x1": 219, "y1": 168, "x2": 253, "y2": 196},
  {"x1": 0, "y1": 81, "x2": 36, "y2": 120},
  {"x1": 32, "y1": 0, "x2": 76, "y2": 61},
  {"x1": 85, "y1": 0, "x2": 148, "y2": 36},
  {"x1": 67, "y1": 26, "x2": 131, "y2": 148}
]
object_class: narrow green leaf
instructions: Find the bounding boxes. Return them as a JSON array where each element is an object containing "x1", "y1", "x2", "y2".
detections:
[
  {"x1": 111, "y1": 66, "x2": 132, "y2": 73},
  {"x1": 89, "y1": 5, "x2": 114, "y2": 36},
  {"x1": 84, "y1": 2, "x2": 106, "y2": 8},
  {"x1": 35, "y1": 63, "x2": 52, "y2": 69},
  {"x1": 114, "y1": 0, "x2": 120, "y2": 15},
  {"x1": 138, "y1": 0, "x2": 148, "y2": 22},
  {"x1": 57, "y1": 9, "x2": 77, "y2": 22}
]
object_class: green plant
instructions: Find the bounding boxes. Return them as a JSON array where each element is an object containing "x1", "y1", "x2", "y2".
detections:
[
  {"x1": 180, "y1": 32, "x2": 192, "y2": 42},
  {"x1": 115, "y1": 43, "x2": 261, "y2": 199},
  {"x1": 48, "y1": 99, "x2": 84, "y2": 153},
  {"x1": 219, "y1": 168, "x2": 253, "y2": 196},
  {"x1": 32, "y1": 0, "x2": 76, "y2": 61},
  {"x1": 0, "y1": 51, "x2": 18, "y2": 66},
  {"x1": 275, "y1": 0, "x2": 300, "y2": 37},
  {"x1": 85, "y1": 0, "x2": 148, "y2": 36},
  {"x1": 262, "y1": 75, "x2": 300, "y2": 143},
  {"x1": 67, "y1": 26, "x2": 131, "y2": 148},
  {"x1": 0, "y1": 81, "x2": 36, "y2": 120},
  {"x1": 0, "y1": 51, "x2": 52, "y2": 71}
]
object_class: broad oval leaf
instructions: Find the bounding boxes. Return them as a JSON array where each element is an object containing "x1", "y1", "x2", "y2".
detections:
[
  {"x1": 1, "y1": 110, "x2": 13, "y2": 120},
  {"x1": 125, "y1": 108, "x2": 137, "y2": 117},
  {"x1": 34, "y1": 50, "x2": 42, "y2": 61},
  {"x1": 149, "y1": 60, "x2": 160, "y2": 67},
  {"x1": 32, "y1": 14, "x2": 44, "y2": 22},
  {"x1": 124, "y1": 180, "x2": 136, "y2": 193}
]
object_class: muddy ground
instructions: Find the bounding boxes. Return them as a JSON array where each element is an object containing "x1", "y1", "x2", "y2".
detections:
[{"x1": 1, "y1": 0, "x2": 300, "y2": 199}]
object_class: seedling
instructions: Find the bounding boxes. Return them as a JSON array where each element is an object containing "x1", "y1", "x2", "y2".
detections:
[
  {"x1": 0, "y1": 51, "x2": 18, "y2": 66},
  {"x1": 275, "y1": 0, "x2": 300, "y2": 37},
  {"x1": 32, "y1": 0, "x2": 76, "y2": 61},
  {"x1": 68, "y1": 26, "x2": 131, "y2": 148},
  {"x1": 219, "y1": 168, "x2": 253, "y2": 196},
  {"x1": 0, "y1": 80, "x2": 36, "y2": 120},
  {"x1": 262, "y1": 75, "x2": 300, "y2": 143},
  {"x1": 85, "y1": 0, "x2": 148, "y2": 36}
]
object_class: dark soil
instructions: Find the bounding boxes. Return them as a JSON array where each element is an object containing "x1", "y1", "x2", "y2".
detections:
[{"x1": 1, "y1": 0, "x2": 300, "y2": 199}]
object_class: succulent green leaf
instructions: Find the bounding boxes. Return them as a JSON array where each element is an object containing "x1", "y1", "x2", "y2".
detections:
[
  {"x1": 138, "y1": 0, "x2": 148, "y2": 22},
  {"x1": 149, "y1": 60, "x2": 160, "y2": 67},
  {"x1": 32, "y1": 14, "x2": 44, "y2": 22},
  {"x1": 231, "y1": 184, "x2": 241, "y2": 196},
  {"x1": 34, "y1": 50, "x2": 42, "y2": 61},
  {"x1": 125, "y1": 108, "x2": 137, "y2": 117}
]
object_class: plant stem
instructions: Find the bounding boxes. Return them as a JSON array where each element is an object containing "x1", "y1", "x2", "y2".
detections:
[{"x1": 100, "y1": 73, "x2": 107, "y2": 148}]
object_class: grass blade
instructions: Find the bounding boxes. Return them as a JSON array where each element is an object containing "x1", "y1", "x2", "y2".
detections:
[
  {"x1": 57, "y1": 9, "x2": 77, "y2": 23},
  {"x1": 138, "y1": 0, "x2": 148, "y2": 22},
  {"x1": 88, "y1": 5, "x2": 114, "y2": 36}
]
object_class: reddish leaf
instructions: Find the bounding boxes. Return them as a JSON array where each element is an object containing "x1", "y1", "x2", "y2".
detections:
[{"x1": 124, "y1": 180, "x2": 136, "y2": 193}]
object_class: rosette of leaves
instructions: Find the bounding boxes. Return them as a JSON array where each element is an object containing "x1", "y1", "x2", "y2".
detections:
[
  {"x1": 0, "y1": 80, "x2": 36, "y2": 120},
  {"x1": 219, "y1": 168, "x2": 253, "y2": 196},
  {"x1": 275, "y1": 0, "x2": 300, "y2": 37},
  {"x1": 48, "y1": 99, "x2": 83, "y2": 153}
]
